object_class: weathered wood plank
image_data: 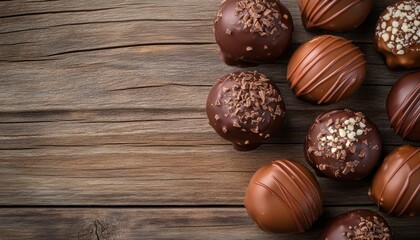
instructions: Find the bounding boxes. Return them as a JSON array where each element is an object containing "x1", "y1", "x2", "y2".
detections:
[
  {"x1": 0, "y1": 44, "x2": 411, "y2": 87},
  {"x1": 0, "y1": 108, "x2": 414, "y2": 146},
  {"x1": 0, "y1": 0, "x2": 394, "y2": 45},
  {"x1": 0, "y1": 206, "x2": 418, "y2": 240},
  {"x1": 0, "y1": 144, "x2": 413, "y2": 206},
  {"x1": 0, "y1": 0, "x2": 396, "y2": 61},
  {"x1": 0, "y1": 45, "x2": 412, "y2": 113}
]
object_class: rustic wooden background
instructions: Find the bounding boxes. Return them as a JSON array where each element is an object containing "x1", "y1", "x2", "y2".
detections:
[{"x1": 0, "y1": 0, "x2": 418, "y2": 239}]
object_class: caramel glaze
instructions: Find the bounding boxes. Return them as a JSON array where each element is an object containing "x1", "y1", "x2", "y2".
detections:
[
  {"x1": 369, "y1": 145, "x2": 420, "y2": 217},
  {"x1": 287, "y1": 35, "x2": 366, "y2": 105},
  {"x1": 299, "y1": 0, "x2": 373, "y2": 31},
  {"x1": 244, "y1": 159, "x2": 323, "y2": 233},
  {"x1": 386, "y1": 71, "x2": 420, "y2": 141}
]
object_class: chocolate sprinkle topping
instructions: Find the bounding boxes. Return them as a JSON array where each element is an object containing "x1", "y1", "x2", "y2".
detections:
[
  {"x1": 206, "y1": 71, "x2": 286, "y2": 151},
  {"x1": 235, "y1": 0, "x2": 283, "y2": 36},
  {"x1": 221, "y1": 71, "x2": 282, "y2": 130},
  {"x1": 345, "y1": 216, "x2": 391, "y2": 240}
]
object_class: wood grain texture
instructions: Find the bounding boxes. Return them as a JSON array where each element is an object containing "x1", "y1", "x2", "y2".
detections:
[
  {"x1": 0, "y1": 0, "x2": 419, "y2": 239},
  {"x1": 1, "y1": 207, "x2": 419, "y2": 240}
]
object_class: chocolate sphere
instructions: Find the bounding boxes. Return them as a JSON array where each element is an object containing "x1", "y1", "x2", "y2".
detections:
[
  {"x1": 206, "y1": 71, "x2": 285, "y2": 151},
  {"x1": 369, "y1": 145, "x2": 420, "y2": 217},
  {"x1": 214, "y1": 0, "x2": 293, "y2": 67},
  {"x1": 298, "y1": 0, "x2": 373, "y2": 31},
  {"x1": 244, "y1": 159, "x2": 323, "y2": 233},
  {"x1": 304, "y1": 109, "x2": 382, "y2": 181},
  {"x1": 287, "y1": 35, "x2": 366, "y2": 105},
  {"x1": 386, "y1": 71, "x2": 420, "y2": 141},
  {"x1": 320, "y1": 209, "x2": 393, "y2": 240},
  {"x1": 374, "y1": 0, "x2": 420, "y2": 69}
]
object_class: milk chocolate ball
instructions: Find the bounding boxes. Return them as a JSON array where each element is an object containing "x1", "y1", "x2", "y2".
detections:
[
  {"x1": 305, "y1": 109, "x2": 382, "y2": 181},
  {"x1": 214, "y1": 0, "x2": 293, "y2": 67},
  {"x1": 287, "y1": 35, "x2": 366, "y2": 105},
  {"x1": 206, "y1": 71, "x2": 285, "y2": 151},
  {"x1": 320, "y1": 209, "x2": 393, "y2": 240},
  {"x1": 298, "y1": 0, "x2": 373, "y2": 31},
  {"x1": 244, "y1": 159, "x2": 323, "y2": 233},
  {"x1": 374, "y1": 0, "x2": 420, "y2": 69},
  {"x1": 386, "y1": 71, "x2": 420, "y2": 141},
  {"x1": 369, "y1": 145, "x2": 420, "y2": 217}
]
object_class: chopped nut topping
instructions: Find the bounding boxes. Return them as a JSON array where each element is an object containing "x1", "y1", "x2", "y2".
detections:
[
  {"x1": 309, "y1": 110, "x2": 372, "y2": 176},
  {"x1": 375, "y1": 0, "x2": 420, "y2": 55}
]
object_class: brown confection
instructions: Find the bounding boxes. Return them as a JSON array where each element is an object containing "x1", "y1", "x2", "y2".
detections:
[
  {"x1": 206, "y1": 71, "x2": 285, "y2": 151},
  {"x1": 213, "y1": 0, "x2": 293, "y2": 67},
  {"x1": 304, "y1": 109, "x2": 382, "y2": 181},
  {"x1": 369, "y1": 145, "x2": 420, "y2": 217},
  {"x1": 320, "y1": 209, "x2": 393, "y2": 240},
  {"x1": 386, "y1": 71, "x2": 420, "y2": 141},
  {"x1": 298, "y1": 0, "x2": 373, "y2": 31},
  {"x1": 244, "y1": 159, "x2": 323, "y2": 233},
  {"x1": 374, "y1": 0, "x2": 420, "y2": 69},
  {"x1": 287, "y1": 35, "x2": 366, "y2": 105}
]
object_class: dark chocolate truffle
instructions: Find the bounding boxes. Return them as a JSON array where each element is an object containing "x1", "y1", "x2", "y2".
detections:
[
  {"x1": 304, "y1": 109, "x2": 382, "y2": 181},
  {"x1": 386, "y1": 71, "x2": 420, "y2": 141},
  {"x1": 298, "y1": 0, "x2": 373, "y2": 31},
  {"x1": 214, "y1": 0, "x2": 293, "y2": 67},
  {"x1": 206, "y1": 71, "x2": 285, "y2": 151},
  {"x1": 320, "y1": 209, "x2": 393, "y2": 240},
  {"x1": 374, "y1": 0, "x2": 420, "y2": 69},
  {"x1": 369, "y1": 145, "x2": 420, "y2": 217},
  {"x1": 244, "y1": 159, "x2": 323, "y2": 233},
  {"x1": 287, "y1": 35, "x2": 366, "y2": 105}
]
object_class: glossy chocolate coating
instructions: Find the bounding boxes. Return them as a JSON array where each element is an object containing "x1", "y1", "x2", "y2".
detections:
[
  {"x1": 244, "y1": 159, "x2": 323, "y2": 233},
  {"x1": 298, "y1": 0, "x2": 373, "y2": 31},
  {"x1": 374, "y1": 0, "x2": 420, "y2": 69},
  {"x1": 369, "y1": 145, "x2": 420, "y2": 217},
  {"x1": 206, "y1": 71, "x2": 285, "y2": 151},
  {"x1": 386, "y1": 71, "x2": 420, "y2": 141},
  {"x1": 305, "y1": 109, "x2": 382, "y2": 181},
  {"x1": 320, "y1": 209, "x2": 393, "y2": 240},
  {"x1": 214, "y1": 0, "x2": 293, "y2": 67},
  {"x1": 287, "y1": 35, "x2": 366, "y2": 105}
]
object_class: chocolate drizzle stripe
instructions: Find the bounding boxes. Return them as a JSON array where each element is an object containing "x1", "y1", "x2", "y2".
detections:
[
  {"x1": 287, "y1": 36, "x2": 332, "y2": 85},
  {"x1": 290, "y1": 37, "x2": 345, "y2": 89},
  {"x1": 254, "y1": 181, "x2": 305, "y2": 232},
  {"x1": 289, "y1": 36, "x2": 365, "y2": 104},
  {"x1": 390, "y1": 83, "x2": 420, "y2": 138},
  {"x1": 320, "y1": 74, "x2": 356, "y2": 104},
  {"x1": 392, "y1": 165, "x2": 419, "y2": 216},
  {"x1": 273, "y1": 161, "x2": 322, "y2": 227},
  {"x1": 378, "y1": 148, "x2": 420, "y2": 216},
  {"x1": 318, "y1": 59, "x2": 365, "y2": 104},
  {"x1": 295, "y1": 43, "x2": 356, "y2": 94},
  {"x1": 303, "y1": 0, "x2": 365, "y2": 28},
  {"x1": 298, "y1": 49, "x2": 363, "y2": 95},
  {"x1": 272, "y1": 164, "x2": 315, "y2": 226},
  {"x1": 271, "y1": 176, "x2": 307, "y2": 231},
  {"x1": 277, "y1": 161, "x2": 323, "y2": 211}
]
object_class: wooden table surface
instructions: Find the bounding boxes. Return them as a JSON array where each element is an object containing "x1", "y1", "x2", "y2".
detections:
[{"x1": 0, "y1": 0, "x2": 419, "y2": 239}]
